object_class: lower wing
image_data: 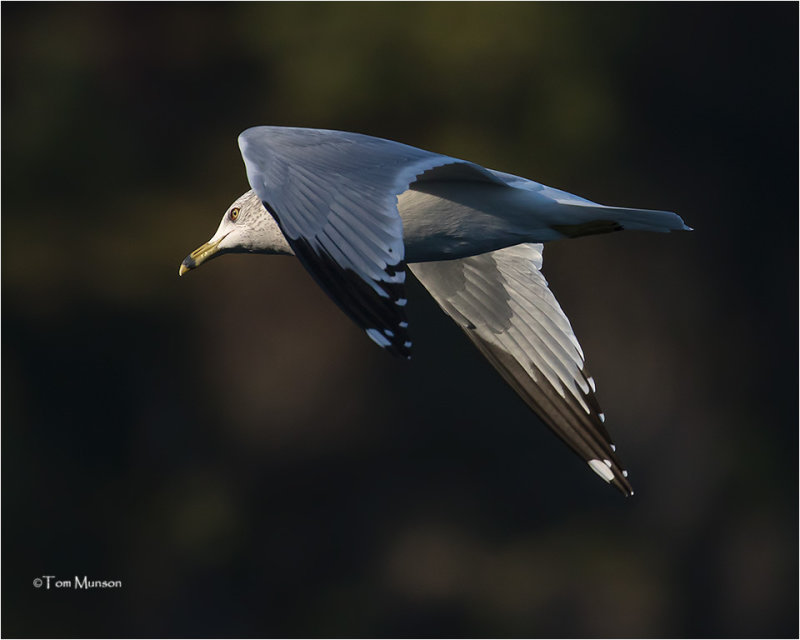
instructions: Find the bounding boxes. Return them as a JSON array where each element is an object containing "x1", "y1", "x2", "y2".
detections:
[{"x1": 409, "y1": 243, "x2": 633, "y2": 496}]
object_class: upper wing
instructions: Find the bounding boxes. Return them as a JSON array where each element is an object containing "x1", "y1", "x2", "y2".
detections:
[
  {"x1": 409, "y1": 243, "x2": 633, "y2": 496},
  {"x1": 238, "y1": 126, "x2": 503, "y2": 358}
]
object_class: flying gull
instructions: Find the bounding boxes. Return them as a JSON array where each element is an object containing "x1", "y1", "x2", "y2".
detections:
[{"x1": 180, "y1": 126, "x2": 691, "y2": 496}]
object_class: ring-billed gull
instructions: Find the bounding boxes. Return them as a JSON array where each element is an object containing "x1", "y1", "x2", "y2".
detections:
[{"x1": 180, "y1": 127, "x2": 691, "y2": 496}]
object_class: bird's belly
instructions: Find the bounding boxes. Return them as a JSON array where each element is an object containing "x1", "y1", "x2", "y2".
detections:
[{"x1": 398, "y1": 182, "x2": 552, "y2": 262}]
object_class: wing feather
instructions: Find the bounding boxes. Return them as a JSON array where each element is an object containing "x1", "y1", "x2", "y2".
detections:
[
  {"x1": 410, "y1": 243, "x2": 633, "y2": 495},
  {"x1": 238, "y1": 126, "x2": 505, "y2": 357}
]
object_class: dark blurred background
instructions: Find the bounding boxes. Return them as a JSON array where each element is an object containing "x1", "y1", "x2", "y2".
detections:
[{"x1": 3, "y1": 3, "x2": 797, "y2": 637}]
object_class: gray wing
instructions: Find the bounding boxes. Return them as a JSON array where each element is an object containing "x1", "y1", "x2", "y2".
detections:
[
  {"x1": 409, "y1": 243, "x2": 633, "y2": 496},
  {"x1": 239, "y1": 126, "x2": 503, "y2": 358}
]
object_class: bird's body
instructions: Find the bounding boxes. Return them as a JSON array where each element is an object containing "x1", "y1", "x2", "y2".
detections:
[
  {"x1": 401, "y1": 182, "x2": 549, "y2": 261},
  {"x1": 181, "y1": 126, "x2": 691, "y2": 496}
]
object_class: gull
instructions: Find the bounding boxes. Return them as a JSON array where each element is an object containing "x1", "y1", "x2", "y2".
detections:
[{"x1": 180, "y1": 127, "x2": 691, "y2": 496}]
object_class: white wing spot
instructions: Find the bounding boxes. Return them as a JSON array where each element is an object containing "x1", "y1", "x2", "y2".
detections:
[
  {"x1": 365, "y1": 328, "x2": 392, "y2": 347},
  {"x1": 384, "y1": 329, "x2": 395, "y2": 337},
  {"x1": 603, "y1": 459, "x2": 612, "y2": 468},
  {"x1": 396, "y1": 298, "x2": 408, "y2": 307},
  {"x1": 610, "y1": 444, "x2": 616, "y2": 452},
  {"x1": 403, "y1": 341, "x2": 412, "y2": 348},
  {"x1": 588, "y1": 459, "x2": 615, "y2": 483},
  {"x1": 588, "y1": 376, "x2": 596, "y2": 392},
  {"x1": 598, "y1": 412, "x2": 605, "y2": 423},
  {"x1": 622, "y1": 470, "x2": 629, "y2": 478},
  {"x1": 399, "y1": 321, "x2": 409, "y2": 328}
]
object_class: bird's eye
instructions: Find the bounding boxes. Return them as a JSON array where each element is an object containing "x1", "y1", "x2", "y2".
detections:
[{"x1": 229, "y1": 207, "x2": 240, "y2": 221}]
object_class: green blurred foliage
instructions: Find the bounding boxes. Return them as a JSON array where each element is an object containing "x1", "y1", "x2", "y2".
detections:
[{"x1": 3, "y1": 3, "x2": 797, "y2": 638}]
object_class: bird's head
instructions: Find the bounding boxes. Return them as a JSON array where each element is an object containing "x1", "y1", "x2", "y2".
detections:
[{"x1": 179, "y1": 190, "x2": 292, "y2": 276}]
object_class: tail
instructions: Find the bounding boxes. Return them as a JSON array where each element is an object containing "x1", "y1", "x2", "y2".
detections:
[{"x1": 550, "y1": 202, "x2": 692, "y2": 239}]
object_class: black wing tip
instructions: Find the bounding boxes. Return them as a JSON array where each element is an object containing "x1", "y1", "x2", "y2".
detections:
[
  {"x1": 382, "y1": 338, "x2": 413, "y2": 359},
  {"x1": 465, "y1": 332, "x2": 635, "y2": 497},
  {"x1": 588, "y1": 457, "x2": 634, "y2": 497},
  {"x1": 387, "y1": 343, "x2": 413, "y2": 360},
  {"x1": 366, "y1": 327, "x2": 412, "y2": 358},
  {"x1": 287, "y1": 235, "x2": 412, "y2": 354},
  {"x1": 615, "y1": 475, "x2": 635, "y2": 498}
]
